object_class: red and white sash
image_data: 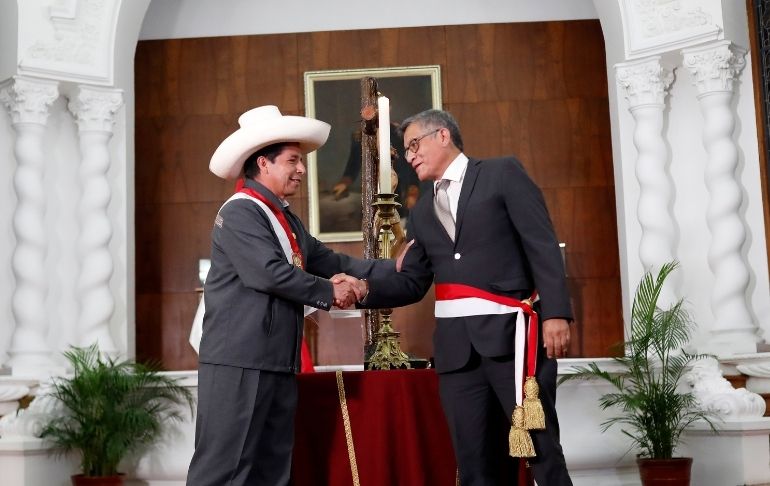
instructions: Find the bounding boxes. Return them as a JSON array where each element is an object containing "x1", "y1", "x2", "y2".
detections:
[{"x1": 434, "y1": 283, "x2": 539, "y2": 406}]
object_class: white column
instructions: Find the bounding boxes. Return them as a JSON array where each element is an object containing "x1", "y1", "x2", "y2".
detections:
[
  {"x1": 682, "y1": 40, "x2": 758, "y2": 353},
  {"x1": 0, "y1": 76, "x2": 59, "y2": 376},
  {"x1": 67, "y1": 85, "x2": 123, "y2": 356},
  {"x1": 615, "y1": 57, "x2": 677, "y2": 301}
]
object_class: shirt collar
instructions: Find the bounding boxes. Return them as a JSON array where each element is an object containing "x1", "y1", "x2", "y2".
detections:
[{"x1": 435, "y1": 153, "x2": 469, "y2": 191}]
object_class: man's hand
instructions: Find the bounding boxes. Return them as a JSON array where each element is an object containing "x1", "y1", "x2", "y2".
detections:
[
  {"x1": 332, "y1": 279, "x2": 357, "y2": 308},
  {"x1": 330, "y1": 273, "x2": 368, "y2": 307},
  {"x1": 542, "y1": 318, "x2": 570, "y2": 359}
]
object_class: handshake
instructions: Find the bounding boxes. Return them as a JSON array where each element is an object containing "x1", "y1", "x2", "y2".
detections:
[{"x1": 330, "y1": 273, "x2": 368, "y2": 308}]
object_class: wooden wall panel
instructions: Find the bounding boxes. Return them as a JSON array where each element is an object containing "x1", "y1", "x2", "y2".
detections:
[
  {"x1": 747, "y1": 0, "x2": 770, "y2": 276},
  {"x1": 136, "y1": 292, "x2": 200, "y2": 369},
  {"x1": 135, "y1": 20, "x2": 622, "y2": 370},
  {"x1": 297, "y1": 27, "x2": 447, "y2": 73},
  {"x1": 135, "y1": 115, "x2": 235, "y2": 204}
]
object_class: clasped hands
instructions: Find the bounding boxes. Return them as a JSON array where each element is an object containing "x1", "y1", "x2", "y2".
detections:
[
  {"x1": 329, "y1": 273, "x2": 572, "y2": 358},
  {"x1": 330, "y1": 273, "x2": 368, "y2": 308}
]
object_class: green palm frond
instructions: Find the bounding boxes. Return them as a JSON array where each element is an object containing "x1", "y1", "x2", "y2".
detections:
[
  {"x1": 558, "y1": 261, "x2": 717, "y2": 459},
  {"x1": 40, "y1": 344, "x2": 195, "y2": 477}
]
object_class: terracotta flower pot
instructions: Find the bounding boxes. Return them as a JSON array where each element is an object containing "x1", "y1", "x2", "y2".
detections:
[
  {"x1": 637, "y1": 457, "x2": 693, "y2": 486},
  {"x1": 70, "y1": 474, "x2": 124, "y2": 486}
]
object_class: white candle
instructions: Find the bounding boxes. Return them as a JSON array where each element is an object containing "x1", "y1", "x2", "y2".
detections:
[{"x1": 377, "y1": 96, "x2": 391, "y2": 193}]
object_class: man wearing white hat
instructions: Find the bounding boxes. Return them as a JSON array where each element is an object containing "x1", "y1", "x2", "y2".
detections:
[{"x1": 187, "y1": 106, "x2": 391, "y2": 486}]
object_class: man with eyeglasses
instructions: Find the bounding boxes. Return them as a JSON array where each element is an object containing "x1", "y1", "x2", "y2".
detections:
[
  {"x1": 348, "y1": 109, "x2": 574, "y2": 485},
  {"x1": 331, "y1": 124, "x2": 425, "y2": 216}
]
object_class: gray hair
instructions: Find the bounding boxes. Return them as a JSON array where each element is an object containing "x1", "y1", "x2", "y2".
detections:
[{"x1": 398, "y1": 109, "x2": 464, "y2": 151}]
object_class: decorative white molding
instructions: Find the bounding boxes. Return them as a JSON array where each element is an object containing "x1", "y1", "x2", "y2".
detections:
[
  {"x1": 19, "y1": 0, "x2": 120, "y2": 85},
  {"x1": 685, "y1": 358, "x2": 766, "y2": 419},
  {"x1": 682, "y1": 41, "x2": 747, "y2": 94},
  {"x1": 620, "y1": 0, "x2": 722, "y2": 60},
  {"x1": 0, "y1": 386, "x2": 28, "y2": 416},
  {"x1": 49, "y1": 0, "x2": 79, "y2": 20},
  {"x1": 737, "y1": 361, "x2": 770, "y2": 379},
  {"x1": 721, "y1": 353, "x2": 770, "y2": 394},
  {"x1": 0, "y1": 384, "x2": 61, "y2": 439},
  {"x1": 0, "y1": 76, "x2": 60, "y2": 376},
  {"x1": 681, "y1": 41, "x2": 758, "y2": 354},
  {"x1": 557, "y1": 357, "x2": 629, "y2": 375},
  {"x1": 67, "y1": 85, "x2": 123, "y2": 355},
  {"x1": 0, "y1": 378, "x2": 37, "y2": 417},
  {"x1": 634, "y1": 0, "x2": 711, "y2": 37}
]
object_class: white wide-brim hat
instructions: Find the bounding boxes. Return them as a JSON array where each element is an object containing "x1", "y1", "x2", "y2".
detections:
[{"x1": 209, "y1": 105, "x2": 331, "y2": 180}]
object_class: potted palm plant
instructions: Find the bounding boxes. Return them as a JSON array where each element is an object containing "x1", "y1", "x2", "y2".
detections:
[
  {"x1": 559, "y1": 261, "x2": 715, "y2": 486},
  {"x1": 40, "y1": 344, "x2": 194, "y2": 486}
]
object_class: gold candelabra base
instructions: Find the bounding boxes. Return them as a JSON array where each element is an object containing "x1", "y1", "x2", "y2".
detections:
[
  {"x1": 367, "y1": 192, "x2": 411, "y2": 371},
  {"x1": 367, "y1": 310, "x2": 410, "y2": 370}
]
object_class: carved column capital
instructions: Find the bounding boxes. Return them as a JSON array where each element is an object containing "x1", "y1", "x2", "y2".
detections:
[
  {"x1": 68, "y1": 85, "x2": 123, "y2": 132},
  {"x1": 682, "y1": 40, "x2": 747, "y2": 95},
  {"x1": 0, "y1": 76, "x2": 59, "y2": 125},
  {"x1": 615, "y1": 56, "x2": 674, "y2": 107}
]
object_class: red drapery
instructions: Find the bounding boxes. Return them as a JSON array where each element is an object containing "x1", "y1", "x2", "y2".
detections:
[{"x1": 292, "y1": 369, "x2": 528, "y2": 485}]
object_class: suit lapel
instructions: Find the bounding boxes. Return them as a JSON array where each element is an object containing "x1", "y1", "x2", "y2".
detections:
[{"x1": 455, "y1": 158, "x2": 480, "y2": 240}]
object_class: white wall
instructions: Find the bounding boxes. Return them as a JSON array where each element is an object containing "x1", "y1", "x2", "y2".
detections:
[
  {"x1": 0, "y1": 87, "x2": 14, "y2": 365},
  {"x1": 111, "y1": 0, "x2": 153, "y2": 357},
  {"x1": 0, "y1": 0, "x2": 18, "y2": 80},
  {"x1": 138, "y1": 0, "x2": 599, "y2": 40},
  {"x1": 593, "y1": 0, "x2": 636, "y2": 332}
]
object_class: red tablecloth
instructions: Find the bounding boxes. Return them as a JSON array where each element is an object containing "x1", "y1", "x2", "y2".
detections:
[{"x1": 292, "y1": 369, "x2": 458, "y2": 486}]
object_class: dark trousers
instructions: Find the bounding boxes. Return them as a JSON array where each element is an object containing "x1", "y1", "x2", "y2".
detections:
[
  {"x1": 187, "y1": 363, "x2": 297, "y2": 486},
  {"x1": 438, "y1": 348, "x2": 572, "y2": 486}
]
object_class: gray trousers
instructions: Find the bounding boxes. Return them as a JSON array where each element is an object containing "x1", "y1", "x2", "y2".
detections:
[{"x1": 186, "y1": 363, "x2": 297, "y2": 486}]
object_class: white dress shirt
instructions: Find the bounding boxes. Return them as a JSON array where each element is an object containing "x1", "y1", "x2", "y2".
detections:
[{"x1": 434, "y1": 153, "x2": 469, "y2": 220}]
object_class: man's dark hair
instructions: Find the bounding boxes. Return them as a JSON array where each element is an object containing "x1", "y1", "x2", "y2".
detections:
[
  {"x1": 398, "y1": 109, "x2": 464, "y2": 151},
  {"x1": 243, "y1": 142, "x2": 296, "y2": 179}
]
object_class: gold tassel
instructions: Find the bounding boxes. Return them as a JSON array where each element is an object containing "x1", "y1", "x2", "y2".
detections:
[
  {"x1": 523, "y1": 376, "x2": 546, "y2": 430},
  {"x1": 509, "y1": 406, "x2": 536, "y2": 457}
]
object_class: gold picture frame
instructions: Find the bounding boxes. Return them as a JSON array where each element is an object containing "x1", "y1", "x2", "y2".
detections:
[{"x1": 304, "y1": 65, "x2": 442, "y2": 242}]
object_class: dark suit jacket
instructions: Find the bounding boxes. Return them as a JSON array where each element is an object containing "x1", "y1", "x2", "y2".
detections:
[
  {"x1": 200, "y1": 179, "x2": 393, "y2": 373},
  {"x1": 366, "y1": 156, "x2": 572, "y2": 372}
]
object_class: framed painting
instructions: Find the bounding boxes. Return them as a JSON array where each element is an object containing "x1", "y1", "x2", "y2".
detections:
[{"x1": 304, "y1": 65, "x2": 442, "y2": 242}]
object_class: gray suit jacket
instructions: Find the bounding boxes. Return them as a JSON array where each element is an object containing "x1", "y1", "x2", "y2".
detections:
[
  {"x1": 365, "y1": 156, "x2": 572, "y2": 372},
  {"x1": 199, "y1": 179, "x2": 392, "y2": 373}
]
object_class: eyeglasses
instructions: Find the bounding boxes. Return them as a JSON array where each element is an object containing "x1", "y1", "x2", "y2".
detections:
[{"x1": 405, "y1": 128, "x2": 441, "y2": 154}]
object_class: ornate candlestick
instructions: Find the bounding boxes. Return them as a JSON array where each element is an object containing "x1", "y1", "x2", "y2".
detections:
[{"x1": 367, "y1": 192, "x2": 410, "y2": 370}]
